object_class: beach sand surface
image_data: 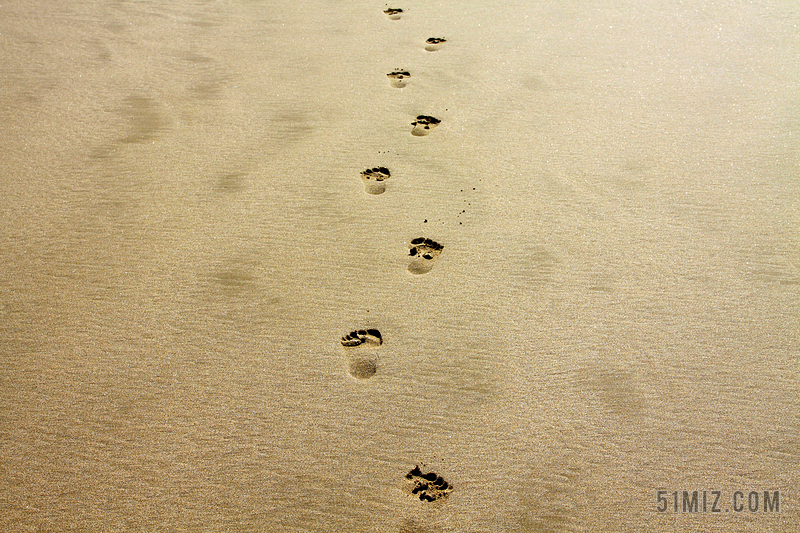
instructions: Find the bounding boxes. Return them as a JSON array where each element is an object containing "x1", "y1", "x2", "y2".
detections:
[{"x1": 1, "y1": 0, "x2": 798, "y2": 531}]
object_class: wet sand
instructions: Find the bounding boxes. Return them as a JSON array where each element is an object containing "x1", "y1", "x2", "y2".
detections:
[{"x1": 1, "y1": 0, "x2": 798, "y2": 531}]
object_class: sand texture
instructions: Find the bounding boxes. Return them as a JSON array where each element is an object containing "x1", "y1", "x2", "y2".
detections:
[{"x1": 1, "y1": 0, "x2": 798, "y2": 531}]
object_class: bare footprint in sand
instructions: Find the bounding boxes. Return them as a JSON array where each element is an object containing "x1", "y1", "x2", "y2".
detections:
[
  {"x1": 408, "y1": 238, "x2": 444, "y2": 274},
  {"x1": 424, "y1": 37, "x2": 446, "y2": 52},
  {"x1": 360, "y1": 166, "x2": 391, "y2": 195},
  {"x1": 340, "y1": 329, "x2": 383, "y2": 379},
  {"x1": 405, "y1": 465, "x2": 453, "y2": 502},
  {"x1": 384, "y1": 8, "x2": 403, "y2": 20},
  {"x1": 411, "y1": 115, "x2": 441, "y2": 136},
  {"x1": 387, "y1": 70, "x2": 411, "y2": 88}
]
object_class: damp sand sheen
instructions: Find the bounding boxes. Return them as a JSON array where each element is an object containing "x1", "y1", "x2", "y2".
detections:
[{"x1": 0, "y1": 1, "x2": 797, "y2": 533}]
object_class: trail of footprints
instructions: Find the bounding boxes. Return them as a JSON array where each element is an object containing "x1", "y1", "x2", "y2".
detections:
[{"x1": 342, "y1": 6, "x2": 454, "y2": 507}]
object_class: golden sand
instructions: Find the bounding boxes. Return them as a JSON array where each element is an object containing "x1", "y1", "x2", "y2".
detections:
[{"x1": 1, "y1": 0, "x2": 797, "y2": 531}]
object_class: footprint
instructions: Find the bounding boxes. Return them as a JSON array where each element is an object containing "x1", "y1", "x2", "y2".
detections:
[
  {"x1": 411, "y1": 115, "x2": 441, "y2": 137},
  {"x1": 340, "y1": 329, "x2": 383, "y2": 379},
  {"x1": 360, "y1": 166, "x2": 391, "y2": 195},
  {"x1": 424, "y1": 37, "x2": 446, "y2": 52},
  {"x1": 387, "y1": 69, "x2": 411, "y2": 88},
  {"x1": 407, "y1": 237, "x2": 444, "y2": 275},
  {"x1": 405, "y1": 465, "x2": 453, "y2": 502},
  {"x1": 384, "y1": 8, "x2": 403, "y2": 20},
  {"x1": 340, "y1": 329, "x2": 383, "y2": 347}
]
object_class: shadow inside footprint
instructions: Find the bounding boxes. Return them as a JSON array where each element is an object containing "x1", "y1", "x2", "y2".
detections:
[
  {"x1": 384, "y1": 8, "x2": 403, "y2": 20},
  {"x1": 405, "y1": 465, "x2": 453, "y2": 502},
  {"x1": 411, "y1": 115, "x2": 441, "y2": 137},
  {"x1": 387, "y1": 70, "x2": 411, "y2": 88},
  {"x1": 340, "y1": 329, "x2": 382, "y2": 379},
  {"x1": 360, "y1": 167, "x2": 391, "y2": 195},
  {"x1": 408, "y1": 238, "x2": 444, "y2": 274},
  {"x1": 424, "y1": 37, "x2": 446, "y2": 52},
  {"x1": 341, "y1": 329, "x2": 383, "y2": 347}
]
